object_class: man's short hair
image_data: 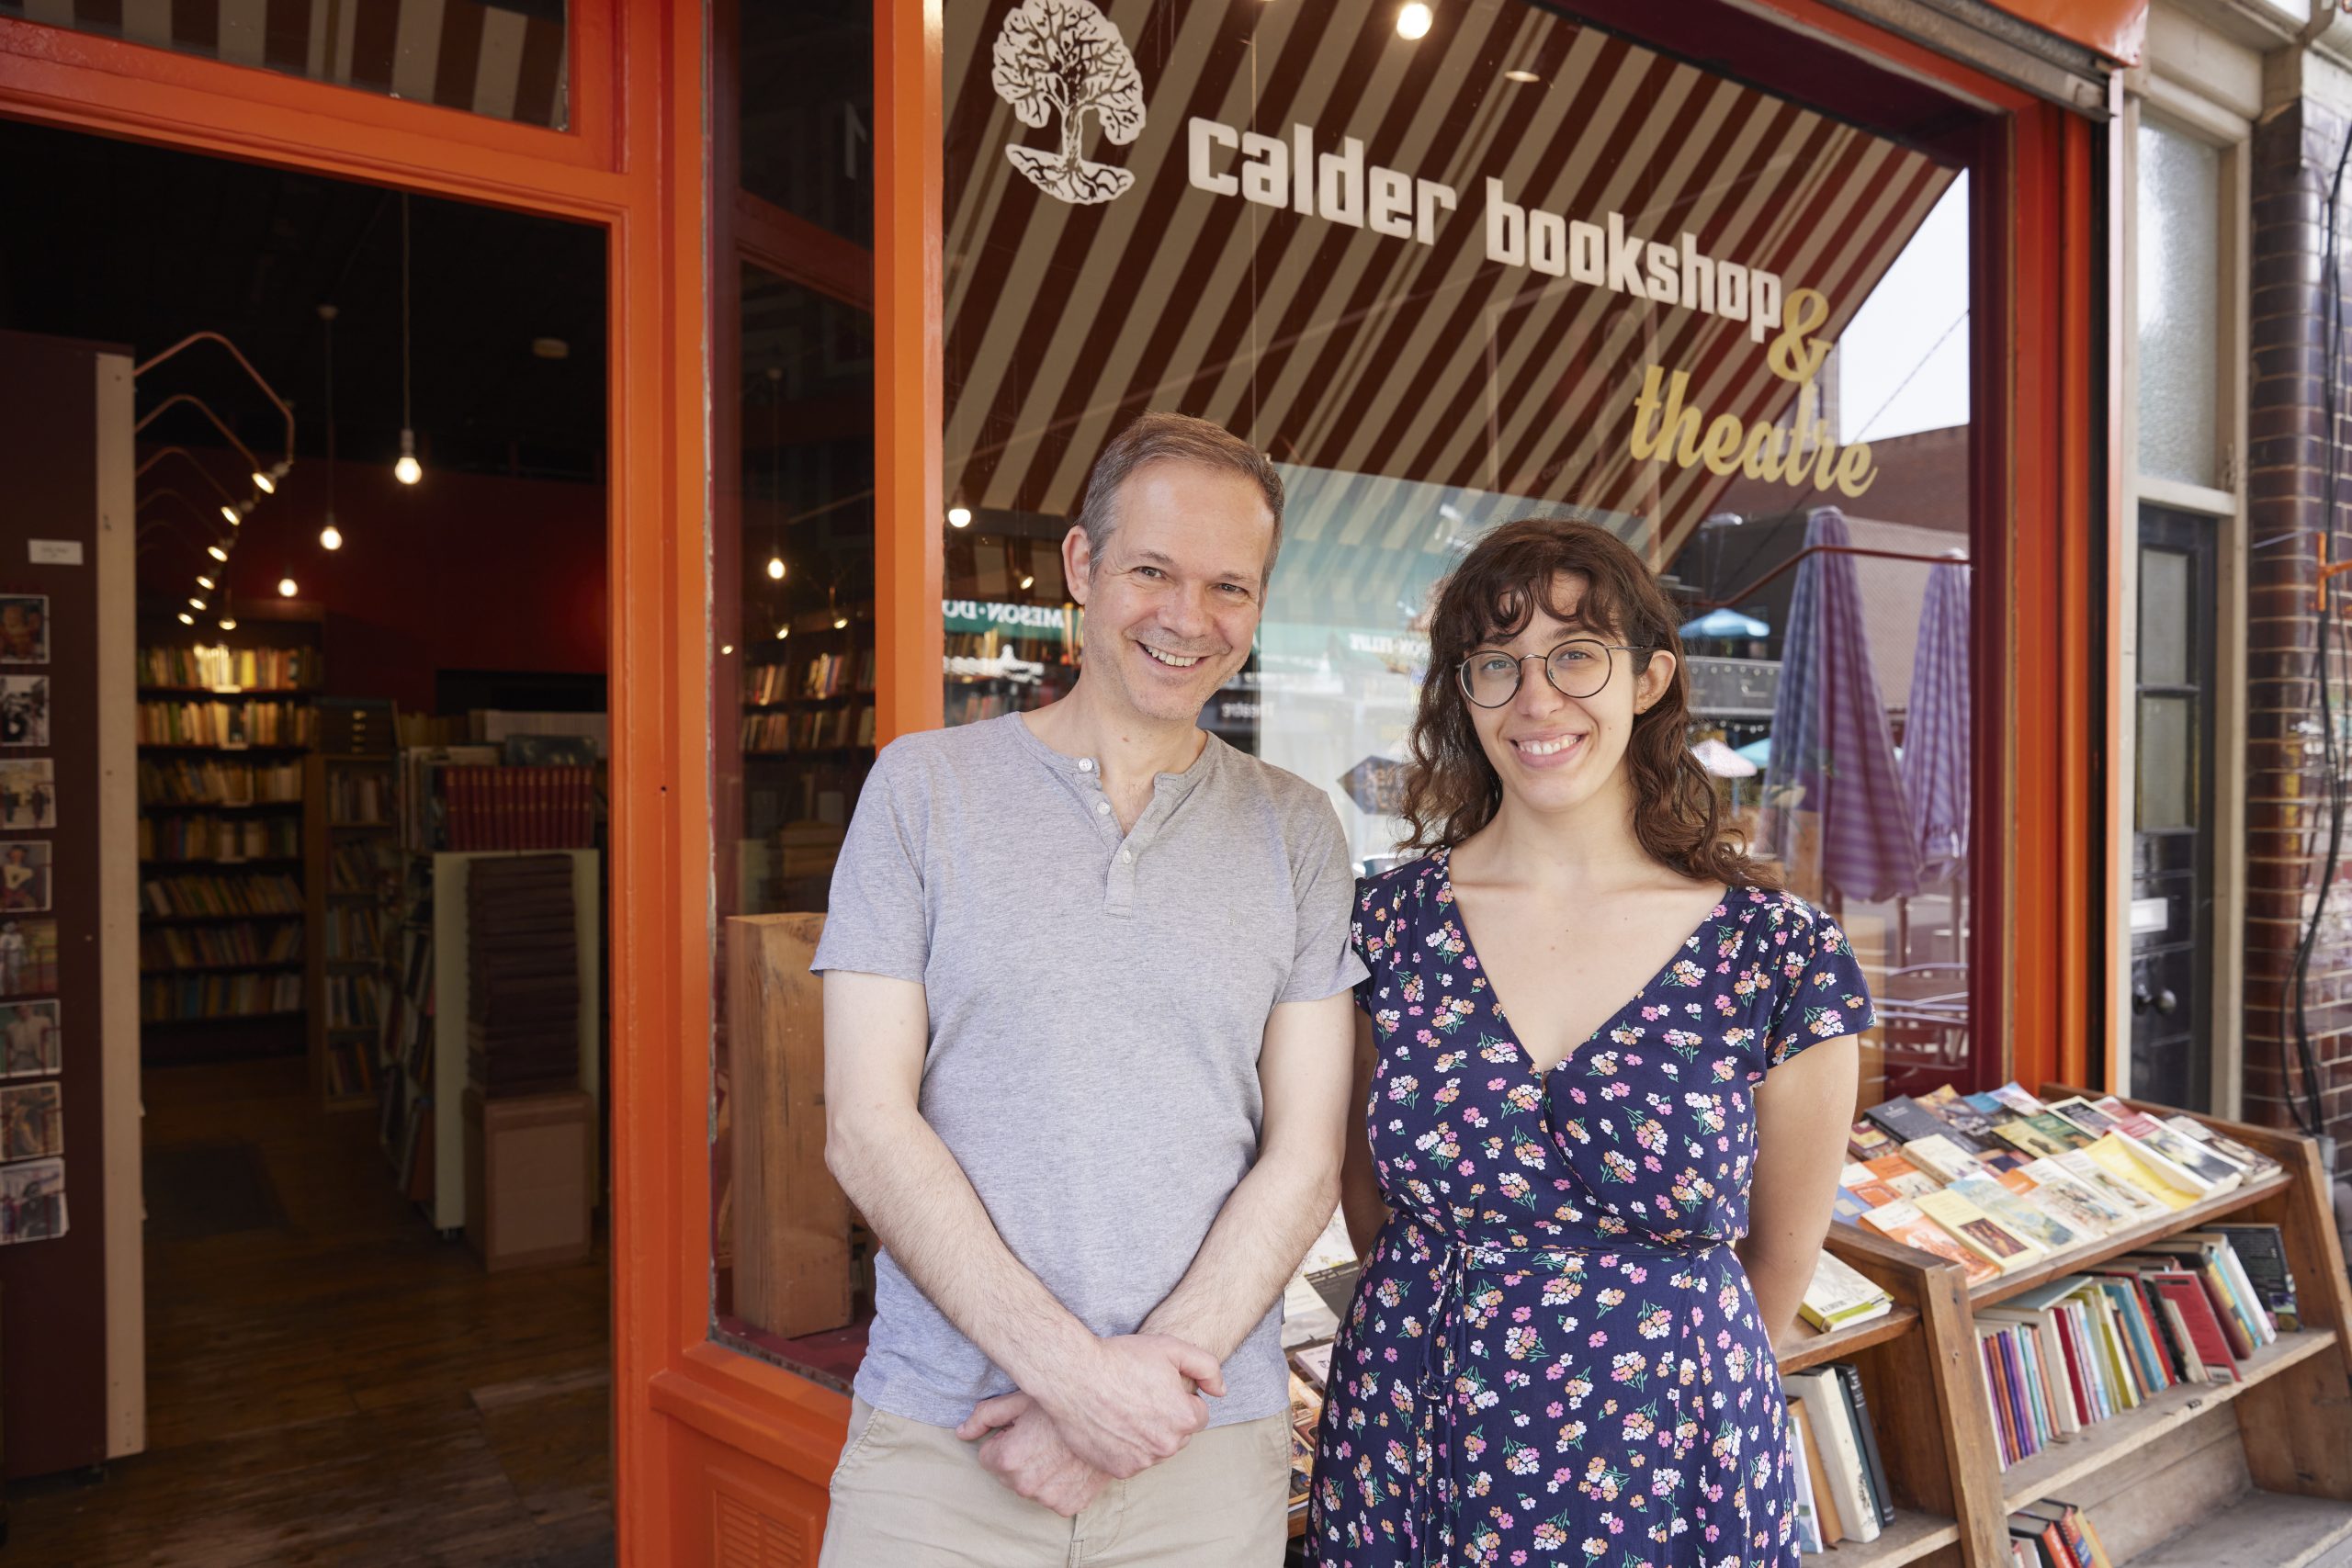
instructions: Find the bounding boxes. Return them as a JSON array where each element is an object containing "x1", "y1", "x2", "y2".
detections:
[{"x1": 1072, "y1": 412, "x2": 1285, "y2": 581}]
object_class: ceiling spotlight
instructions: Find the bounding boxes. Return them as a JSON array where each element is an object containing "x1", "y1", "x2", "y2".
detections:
[
  {"x1": 718, "y1": 643, "x2": 734, "y2": 656},
  {"x1": 177, "y1": 612, "x2": 195, "y2": 626},
  {"x1": 218, "y1": 615, "x2": 238, "y2": 631},
  {"x1": 188, "y1": 596, "x2": 207, "y2": 610},
  {"x1": 775, "y1": 625, "x2": 789, "y2": 640},
  {"x1": 320, "y1": 522, "x2": 344, "y2": 551},
  {"x1": 394, "y1": 428, "x2": 422, "y2": 486},
  {"x1": 1503, "y1": 68, "x2": 1540, "y2": 83},
  {"x1": 252, "y1": 470, "x2": 276, "y2": 494},
  {"x1": 1397, "y1": 2, "x2": 1432, "y2": 39},
  {"x1": 832, "y1": 615, "x2": 849, "y2": 630},
  {"x1": 208, "y1": 544, "x2": 229, "y2": 562},
  {"x1": 221, "y1": 504, "x2": 240, "y2": 525},
  {"x1": 1019, "y1": 574, "x2": 1035, "y2": 590},
  {"x1": 947, "y1": 506, "x2": 973, "y2": 529},
  {"x1": 277, "y1": 577, "x2": 298, "y2": 598},
  {"x1": 197, "y1": 575, "x2": 215, "y2": 591},
  {"x1": 766, "y1": 555, "x2": 786, "y2": 581}
]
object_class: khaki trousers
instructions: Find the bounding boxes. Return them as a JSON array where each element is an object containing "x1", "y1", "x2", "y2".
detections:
[{"x1": 818, "y1": 1397, "x2": 1292, "y2": 1568}]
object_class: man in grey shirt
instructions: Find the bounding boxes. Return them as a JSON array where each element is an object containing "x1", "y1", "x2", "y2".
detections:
[{"x1": 815, "y1": 412, "x2": 1363, "y2": 1566}]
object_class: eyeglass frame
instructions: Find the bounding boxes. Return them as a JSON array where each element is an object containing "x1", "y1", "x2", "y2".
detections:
[{"x1": 1454, "y1": 637, "x2": 1654, "y2": 708}]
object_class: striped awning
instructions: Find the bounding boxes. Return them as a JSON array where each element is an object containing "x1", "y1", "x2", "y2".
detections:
[
  {"x1": 12, "y1": 0, "x2": 567, "y2": 128},
  {"x1": 945, "y1": 0, "x2": 1955, "y2": 568}
]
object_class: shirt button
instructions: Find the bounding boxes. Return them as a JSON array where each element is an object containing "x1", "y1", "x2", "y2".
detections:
[
  {"x1": 1078, "y1": 759, "x2": 1094, "y2": 773},
  {"x1": 1095, "y1": 801, "x2": 1110, "y2": 815},
  {"x1": 1119, "y1": 849, "x2": 1134, "y2": 863}
]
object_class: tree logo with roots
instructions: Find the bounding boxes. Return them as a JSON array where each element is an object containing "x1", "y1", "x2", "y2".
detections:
[{"x1": 991, "y1": 0, "x2": 1146, "y2": 206}]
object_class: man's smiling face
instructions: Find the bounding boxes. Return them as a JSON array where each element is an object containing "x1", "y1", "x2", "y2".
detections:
[{"x1": 1068, "y1": 460, "x2": 1272, "y2": 727}]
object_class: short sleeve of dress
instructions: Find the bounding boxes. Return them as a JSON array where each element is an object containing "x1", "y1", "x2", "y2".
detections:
[
  {"x1": 1346, "y1": 877, "x2": 1384, "y2": 1019},
  {"x1": 1763, "y1": 902, "x2": 1876, "y2": 1068}
]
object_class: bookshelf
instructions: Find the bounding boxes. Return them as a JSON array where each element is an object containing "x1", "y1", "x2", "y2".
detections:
[
  {"x1": 1802, "y1": 1094, "x2": 2352, "y2": 1568},
  {"x1": 134, "y1": 609, "x2": 322, "y2": 1061},
  {"x1": 741, "y1": 616, "x2": 877, "y2": 913},
  {"x1": 304, "y1": 698, "x2": 398, "y2": 1111}
]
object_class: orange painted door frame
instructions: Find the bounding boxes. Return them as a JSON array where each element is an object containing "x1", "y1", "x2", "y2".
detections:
[{"x1": 0, "y1": 0, "x2": 2112, "y2": 1561}]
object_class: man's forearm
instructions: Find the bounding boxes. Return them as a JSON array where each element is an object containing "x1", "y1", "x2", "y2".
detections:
[
  {"x1": 1140, "y1": 1147, "x2": 1339, "y2": 1362},
  {"x1": 828, "y1": 1104, "x2": 1092, "y2": 1395}
]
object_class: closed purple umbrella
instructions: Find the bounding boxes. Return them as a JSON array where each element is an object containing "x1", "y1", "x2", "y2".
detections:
[
  {"x1": 1759, "y1": 506, "x2": 1920, "y2": 905},
  {"x1": 1902, "y1": 558, "x2": 1971, "y2": 884}
]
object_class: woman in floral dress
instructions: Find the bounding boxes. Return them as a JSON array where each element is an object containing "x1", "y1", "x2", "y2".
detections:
[{"x1": 1311, "y1": 520, "x2": 1871, "y2": 1568}]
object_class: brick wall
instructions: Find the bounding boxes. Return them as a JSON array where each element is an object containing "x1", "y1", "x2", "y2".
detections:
[{"x1": 2243, "y1": 96, "x2": 2352, "y2": 1144}]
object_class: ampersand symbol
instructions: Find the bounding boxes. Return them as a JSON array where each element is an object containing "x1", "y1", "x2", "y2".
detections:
[{"x1": 1766, "y1": 288, "x2": 1831, "y2": 385}]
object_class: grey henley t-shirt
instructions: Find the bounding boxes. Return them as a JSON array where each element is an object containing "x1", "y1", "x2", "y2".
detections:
[{"x1": 809, "y1": 713, "x2": 1366, "y2": 1429}]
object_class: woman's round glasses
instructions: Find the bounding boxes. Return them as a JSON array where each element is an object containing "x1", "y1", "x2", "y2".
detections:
[{"x1": 1457, "y1": 639, "x2": 1645, "y2": 707}]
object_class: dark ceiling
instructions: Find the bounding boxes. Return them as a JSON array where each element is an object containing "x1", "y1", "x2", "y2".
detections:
[{"x1": 0, "y1": 118, "x2": 607, "y2": 483}]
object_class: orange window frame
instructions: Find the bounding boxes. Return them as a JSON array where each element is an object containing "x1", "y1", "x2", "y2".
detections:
[{"x1": 0, "y1": 0, "x2": 2112, "y2": 1561}]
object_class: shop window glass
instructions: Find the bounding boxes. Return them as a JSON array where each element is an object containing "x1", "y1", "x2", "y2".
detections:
[
  {"x1": 709, "y1": 263, "x2": 876, "y2": 1373},
  {"x1": 2, "y1": 0, "x2": 569, "y2": 130},
  {"x1": 941, "y1": 0, "x2": 1977, "y2": 1109},
  {"x1": 736, "y1": 0, "x2": 874, "y2": 246},
  {"x1": 2135, "y1": 118, "x2": 2221, "y2": 489}
]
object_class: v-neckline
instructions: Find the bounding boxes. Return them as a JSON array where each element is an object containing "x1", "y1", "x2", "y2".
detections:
[{"x1": 1437, "y1": 845, "x2": 1736, "y2": 1078}]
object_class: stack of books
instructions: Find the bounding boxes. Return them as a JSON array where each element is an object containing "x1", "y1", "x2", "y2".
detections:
[
  {"x1": 464, "y1": 855, "x2": 582, "y2": 1097},
  {"x1": 1837, "y1": 1082, "x2": 2279, "y2": 1282},
  {"x1": 1786, "y1": 1362, "x2": 1894, "y2": 1550},
  {"x1": 1973, "y1": 1225, "x2": 2295, "y2": 1469},
  {"x1": 1800, "y1": 1251, "x2": 1895, "y2": 1334}
]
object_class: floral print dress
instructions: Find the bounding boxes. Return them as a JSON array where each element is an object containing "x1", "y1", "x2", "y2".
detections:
[{"x1": 1310, "y1": 849, "x2": 1875, "y2": 1568}]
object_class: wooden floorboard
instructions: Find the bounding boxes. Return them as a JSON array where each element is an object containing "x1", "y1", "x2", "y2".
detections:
[{"x1": 8, "y1": 1055, "x2": 613, "y2": 1567}]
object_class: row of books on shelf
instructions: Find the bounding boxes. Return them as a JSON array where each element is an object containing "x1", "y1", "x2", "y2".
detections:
[
  {"x1": 140, "y1": 971, "x2": 301, "y2": 1022},
  {"x1": 1837, "y1": 1083, "x2": 2279, "y2": 1282},
  {"x1": 139, "y1": 644, "x2": 317, "y2": 692},
  {"x1": 1974, "y1": 1224, "x2": 2296, "y2": 1471},
  {"x1": 745, "y1": 649, "x2": 876, "y2": 705},
  {"x1": 141, "y1": 872, "x2": 303, "y2": 919},
  {"x1": 441, "y1": 765, "x2": 596, "y2": 852},
  {"x1": 139, "y1": 757, "x2": 301, "y2": 807},
  {"x1": 327, "y1": 769, "x2": 392, "y2": 826},
  {"x1": 325, "y1": 973, "x2": 382, "y2": 1031},
  {"x1": 323, "y1": 1037, "x2": 372, "y2": 1101},
  {"x1": 2004, "y1": 1500, "x2": 2118, "y2": 1568},
  {"x1": 741, "y1": 705, "x2": 876, "y2": 753},
  {"x1": 137, "y1": 700, "x2": 316, "y2": 748},
  {"x1": 140, "y1": 922, "x2": 302, "y2": 970},
  {"x1": 326, "y1": 905, "x2": 391, "y2": 961},
  {"x1": 1785, "y1": 1361, "x2": 1891, "y2": 1550},
  {"x1": 945, "y1": 688, "x2": 1022, "y2": 727},
  {"x1": 383, "y1": 923, "x2": 436, "y2": 1092},
  {"x1": 330, "y1": 841, "x2": 396, "y2": 897},
  {"x1": 141, "y1": 814, "x2": 300, "y2": 863}
]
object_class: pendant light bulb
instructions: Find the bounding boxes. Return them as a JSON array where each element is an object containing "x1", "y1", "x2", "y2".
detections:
[
  {"x1": 1397, "y1": 2, "x2": 1433, "y2": 39},
  {"x1": 320, "y1": 510, "x2": 344, "y2": 551},
  {"x1": 766, "y1": 555, "x2": 786, "y2": 581},
  {"x1": 947, "y1": 506, "x2": 973, "y2": 529},
  {"x1": 833, "y1": 614, "x2": 850, "y2": 631},
  {"x1": 394, "y1": 428, "x2": 422, "y2": 486},
  {"x1": 277, "y1": 577, "x2": 298, "y2": 598}
]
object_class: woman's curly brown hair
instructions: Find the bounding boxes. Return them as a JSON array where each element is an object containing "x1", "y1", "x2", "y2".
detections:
[{"x1": 1400, "y1": 516, "x2": 1779, "y2": 890}]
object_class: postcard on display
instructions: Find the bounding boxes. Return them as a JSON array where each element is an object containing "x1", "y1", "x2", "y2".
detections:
[
  {"x1": 0, "y1": 759, "x2": 54, "y2": 830},
  {"x1": 0, "y1": 1156, "x2": 64, "y2": 1244},
  {"x1": 0, "y1": 675, "x2": 47, "y2": 747},
  {"x1": 0, "y1": 918, "x2": 57, "y2": 997},
  {"x1": 0, "y1": 840, "x2": 51, "y2": 915},
  {"x1": 0, "y1": 999, "x2": 59, "y2": 1078},
  {"x1": 0, "y1": 1080, "x2": 61, "y2": 1161},
  {"x1": 0, "y1": 596, "x2": 47, "y2": 665}
]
